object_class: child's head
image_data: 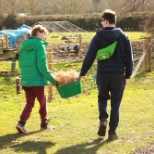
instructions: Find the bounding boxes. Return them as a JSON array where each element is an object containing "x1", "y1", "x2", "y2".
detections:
[{"x1": 31, "y1": 25, "x2": 49, "y2": 40}]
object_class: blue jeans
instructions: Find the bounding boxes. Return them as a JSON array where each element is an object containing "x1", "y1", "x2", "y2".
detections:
[{"x1": 96, "y1": 72, "x2": 125, "y2": 131}]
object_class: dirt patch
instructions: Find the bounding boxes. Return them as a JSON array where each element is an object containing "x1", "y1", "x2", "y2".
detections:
[{"x1": 132, "y1": 143, "x2": 154, "y2": 154}]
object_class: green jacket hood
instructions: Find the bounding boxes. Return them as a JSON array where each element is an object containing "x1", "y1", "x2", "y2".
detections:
[
  {"x1": 19, "y1": 36, "x2": 56, "y2": 86},
  {"x1": 20, "y1": 37, "x2": 48, "y2": 52}
]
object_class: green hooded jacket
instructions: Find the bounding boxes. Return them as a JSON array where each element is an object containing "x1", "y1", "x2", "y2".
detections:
[{"x1": 19, "y1": 37, "x2": 56, "y2": 86}]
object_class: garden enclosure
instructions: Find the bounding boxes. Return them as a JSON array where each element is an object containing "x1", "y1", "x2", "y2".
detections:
[
  {"x1": 47, "y1": 37, "x2": 154, "y2": 101},
  {"x1": 0, "y1": 25, "x2": 31, "y2": 75},
  {"x1": 0, "y1": 34, "x2": 154, "y2": 101}
]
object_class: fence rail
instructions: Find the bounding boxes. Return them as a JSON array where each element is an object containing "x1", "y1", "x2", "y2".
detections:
[
  {"x1": 46, "y1": 37, "x2": 154, "y2": 101},
  {"x1": 0, "y1": 36, "x2": 153, "y2": 101}
]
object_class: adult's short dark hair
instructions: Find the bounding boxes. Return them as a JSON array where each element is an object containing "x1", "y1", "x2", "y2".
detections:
[
  {"x1": 31, "y1": 25, "x2": 49, "y2": 37},
  {"x1": 102, "y1": 9, "x2": 117, "y2": 24}
]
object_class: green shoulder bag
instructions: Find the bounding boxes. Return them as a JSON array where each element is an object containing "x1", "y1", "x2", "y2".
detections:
[{"x1": 97, "y1": 41, "x2": 117, "y2": 60}]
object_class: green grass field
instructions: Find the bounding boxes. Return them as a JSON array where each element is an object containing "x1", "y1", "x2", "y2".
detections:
[
  {"x1": 0, "y1": 31, "x2": 154, "y2": 154},
  {"x1": 46, "y1": 31, "x2": 150, "y2": 45}
]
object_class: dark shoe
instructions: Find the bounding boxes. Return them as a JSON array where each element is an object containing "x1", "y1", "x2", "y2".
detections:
[
  {"x1": 108, "y1": 129, "x2": 118, "y2": 141},
  {"x1": 41, "y1": 125, "x2": 54, "y2": 131},
  {"x1": 98, "y1": 119, "x2": 107, "y2": 136},
  {"x1": 16, "y1": 122, "x2": 27, "y2": 133},
  {"x1": 41, "y1": 118, "x2": 53, "y2": 131}
]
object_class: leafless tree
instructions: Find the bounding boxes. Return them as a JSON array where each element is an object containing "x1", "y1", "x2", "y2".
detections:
[
  {"x1": 44, "y1": 0, "x2": 89, "y2": 14},
  {"x1": 1, "y1": 0, "x2": 154, "y2": 15},
  {"x1": 66, "y1": 0, "x2": 89, "y2": 14},
  {"x1": 1, "y1": 0, "x2": 19, "y2": 14},
  {"x1": 143, "y1": 0, "x2": 154, "y2": 11},
  {"x1": 22, "y1": 0, "x2": 41, "y2": 15},
  {"x1": 120, "y1": 0, "x2": 151, "y2": 13},
  {"x1": 0, "y1": 0, "x2": 2, "y2": 14}
]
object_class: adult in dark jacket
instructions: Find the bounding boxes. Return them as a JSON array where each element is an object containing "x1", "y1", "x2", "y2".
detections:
[
  {"x1": 16, "y1": 25, "x2": 56, "y2": 133},
  {"x1": 80, "y1": 9, "x2": 133, "y2": 141}
]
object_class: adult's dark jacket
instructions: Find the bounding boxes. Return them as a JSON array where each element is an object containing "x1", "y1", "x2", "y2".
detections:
[{"x1": 80, "y1": 27, "x2": 133, "y2": 79}]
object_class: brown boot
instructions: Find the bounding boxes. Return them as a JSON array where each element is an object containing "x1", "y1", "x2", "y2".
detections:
[
  {"x1": 98, "y1": 119, "x2": 107, "y2": 136},
  {"x1": 108, "y1": 129, "x2": 118, "y2": 141}
]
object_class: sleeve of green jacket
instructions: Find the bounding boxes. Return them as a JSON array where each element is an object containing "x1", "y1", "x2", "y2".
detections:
[{"x1": 36, "y1": 45, "x2": 56, "y2": 84}]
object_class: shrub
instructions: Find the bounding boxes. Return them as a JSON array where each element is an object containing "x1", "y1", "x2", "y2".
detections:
[
  {"x1": 2, "y1": 14, "x2": 17, "y2": 29},
  {"x1": 144, "y1": 15, "x2": 154, "y2": 36},
  {"x1": 0, "y1": 12, "x2": 153, "y2": 31}
]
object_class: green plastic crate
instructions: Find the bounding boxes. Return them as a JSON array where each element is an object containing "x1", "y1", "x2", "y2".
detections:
[{"x1": 56, "y1": 79, "x2": 82, "y2": 98}]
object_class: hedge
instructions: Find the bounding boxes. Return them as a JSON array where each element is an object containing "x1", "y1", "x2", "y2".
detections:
[{"x1": 0, "y1": 12, "x2": 153, "y2": 31}]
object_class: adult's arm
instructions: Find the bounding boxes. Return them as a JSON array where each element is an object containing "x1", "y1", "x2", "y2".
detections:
[
  {"x1": 80, "y1": 35, "x2": 98, "y2": 76},
  {"x1": 124, "y1": 38, "x2": 134, "y2": 79}
]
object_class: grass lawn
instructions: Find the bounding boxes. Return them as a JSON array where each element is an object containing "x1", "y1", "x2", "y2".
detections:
[
  {"x1": 0, "y1": 31, "x2": 154, "y2": 154},
  {"x1": 46, "y1": 31, "x2": 150, "y2": 45}
]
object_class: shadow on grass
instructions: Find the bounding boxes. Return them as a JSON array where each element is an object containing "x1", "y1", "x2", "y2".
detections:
[
  {"x1": 0, "y1": 131, "x2": 55, "y2": 154},
  {"x1": 11, "y1": 141, "x2": 55, "y2": 154},
  {"x1": 0, "y1": 131, "x2": 37, "y2": 149},
  {"x1": 55, "y1": 138, "x2": 110, "y2": 154}
]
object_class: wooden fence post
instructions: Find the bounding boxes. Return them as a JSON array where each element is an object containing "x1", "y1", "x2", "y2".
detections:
[
  {"x1": 147, "y1": 37, "x2": 151, "y2": 72},
  {"x1": 11, "y1": 57, "x2": 16, "y2": 75},
  {"x1": 78, "y1": 34, "x2": 82, "y2": 59},
  {"x1": 142, "y1": 38, "x2": 148, "y2": 72},
  {"x1": 5, "y1": 35, "x2": 9, "y2": 48},
  {"x1": 143, "y1": 37, "x2": 151, "y2": 72},
  {"x1": 24, "y1": 33, "x2": 30, "y2": 40},
  {"x1": 47, "y1": 48, "x2": 53, "y2": 102}
]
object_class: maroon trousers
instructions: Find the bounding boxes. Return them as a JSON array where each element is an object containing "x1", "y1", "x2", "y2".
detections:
[{"x1": 20, "y1": 86, "x2": 48, "y2": 125}]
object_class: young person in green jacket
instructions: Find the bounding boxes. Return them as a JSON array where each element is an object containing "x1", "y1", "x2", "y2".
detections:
[{"x1": 16, "y1": 25, "x2": 57, "y2": 133}]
